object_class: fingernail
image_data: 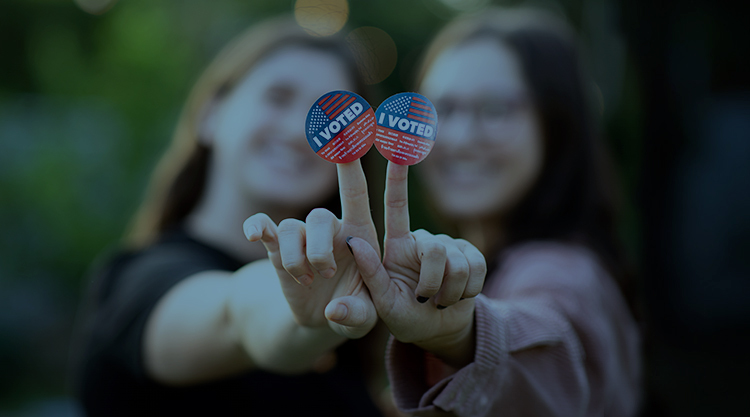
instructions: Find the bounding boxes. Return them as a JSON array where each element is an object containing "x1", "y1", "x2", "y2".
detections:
[
  {"x1": 416, "y1": 296, "x2": 429, "y2": 303},
  {"x1": 243, "y1": 225, "x2": 257, "y2": 241},
  {"x1": 345, "y1": 236, "x2": 354, "y2": 255},
  {"x1": 329, "y1": 304, "x2": 348, "y2": 321},
  {"x1": 322, "y1": 267, "x2": 336, "y2": 278},
  {"x1": 437, "y1": 305, "x2": 448, "y2": 310},
  {"x1": 297, "y1": 274, "x2": 313, "y2": 286}
]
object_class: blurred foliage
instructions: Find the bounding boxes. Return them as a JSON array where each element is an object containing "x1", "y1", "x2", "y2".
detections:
[{"x1": 0, "y1": 0, "x2": 642, "y2": 412}]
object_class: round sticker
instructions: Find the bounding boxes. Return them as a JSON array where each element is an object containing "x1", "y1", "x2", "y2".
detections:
[
  {"x1": 305, "y1": 90, "x2": 376, "y2": 163},
  {"x1": 374, "y1": 92, "x2": 438, "y2": 165}
]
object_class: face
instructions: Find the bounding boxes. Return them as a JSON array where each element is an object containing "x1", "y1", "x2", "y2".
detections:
[
  {"x1": 418, "y1": 38, "x2": 544, "y2": 221},
  {"x1": 205, "y1": 46, "x2": 350, "y2": 210}
]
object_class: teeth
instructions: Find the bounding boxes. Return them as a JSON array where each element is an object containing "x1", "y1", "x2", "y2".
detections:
[
  {"x1": 434, "y1": 158, "x2": 504, "y2": 189},
  {"x1": 440, "y1": 160, "x2": 497, "y2": 182},
  {"x1": 443, "y1": 161, "x2": 486, "y2": 176},
  {"x1": 262, "y1": 143, "x2": 309, "y2": 172}
]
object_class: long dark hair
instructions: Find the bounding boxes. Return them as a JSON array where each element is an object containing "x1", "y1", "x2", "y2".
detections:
[
  {"x1": 417, "y1": 8, "x2": 635, "y2": 309},
  {"x1": 126, "y1": 16, "x2": 367, "y2": 247}
]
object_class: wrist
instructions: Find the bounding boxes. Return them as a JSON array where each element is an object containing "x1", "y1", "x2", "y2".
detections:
[
  {"x1": 414, "y1": 312, "x2": 476, "y2": 368},
  {"x1": 226, "y1": 276, "x2": 346, "y2": 373},
  {"x1": 252, "y1": 319, "x2": 347, "y2": 374}
]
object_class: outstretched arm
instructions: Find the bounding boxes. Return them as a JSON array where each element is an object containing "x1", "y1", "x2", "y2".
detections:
[
  {"x1": 348, "y1": 163, "x2": 641, "y2": 415},
  {"x1": 381, "y1": 247, "x2": 642, "y2": 417},
  {"x1": 143, "y1": 260, "x2": 348, "y2": 384},
  {"x1": 143, "y1": 159, "x2": 380, "y2": 384}
]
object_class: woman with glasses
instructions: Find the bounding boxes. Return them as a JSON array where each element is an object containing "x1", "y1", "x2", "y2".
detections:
[{"x1": 380, "y1": 8, "x2": 642, "y2": 415}]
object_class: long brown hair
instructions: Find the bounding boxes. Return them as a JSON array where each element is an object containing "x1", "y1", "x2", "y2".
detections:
[
  {"x1": 126, "y1": 16, "x2": 367, "y2": 248},
  {"x1": 416, "y1": 8, "x2": 635, "y2": 307}
]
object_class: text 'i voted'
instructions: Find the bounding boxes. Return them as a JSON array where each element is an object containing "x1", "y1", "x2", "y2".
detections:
[
  {"x1": 374, "y1": 92, "x2": 438, "y2": 165},
  {"x1": 305, "y1": 90, "x2": 376, "y2": 164}
]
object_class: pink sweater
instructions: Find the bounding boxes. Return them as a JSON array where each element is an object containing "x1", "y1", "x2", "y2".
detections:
[{"x1": 387, "y1": 242, "x2": 642, "y2": 416}]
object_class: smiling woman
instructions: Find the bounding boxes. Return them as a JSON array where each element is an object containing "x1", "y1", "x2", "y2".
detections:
[
  {"x1": 420, "y1": 38, "x2": 543, "y2": 222},
  {"x1": 125, "y1": 17, "x2": 367, "y2": 252},
  {"x1": 188, "y1": 46, "x2": 346, "y2": 248},
  {"x1": 378, "y1": 7, "x2": 642, "y2": 416},
  {"x1": 70, "y1": 15, "x2": 385, "y2": 417}
]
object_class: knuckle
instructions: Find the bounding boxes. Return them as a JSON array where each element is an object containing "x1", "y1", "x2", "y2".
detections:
[
  {"x1": 464, "y1": 279, "x2": 485, "y2": 298},
  {"x1": 307, "y1": 252, "x2": 333, "y2": 269},
  {"x1": 346, "y1": 304, "x2": 366, "y2": 327},
  {"x1": 244, "y1": 213, "x2": 267, "y2": 229},
  {"x1": 255, "y1": 212, "x2": 272, "y2": 222},
  {"x1": 447, "y1": 258, "x2": 470, "y2": 281},
  {"x1": 247, "y1": 214, "x2": 260, "y2": 227},
  {"x1": 282, "y1": 258, "x2": 308, "y2": 276},
  {"x1": 413, "y1": 229, "x2": 429, "y2": 237},
  {"x1": 472, "y1": 258, "x2": 488, "y2": 277},
  {"x1": 465, "y1": 273, "x2": 486, "y2": 297},
  {"x1": 441, "y1": 282, "x2": 464, "y2": 302},
  {"x1": 277, "y1": 218, "x2": 303, "y2": 233},
  {"x1": 418, "y1": 281, "x2": 441, "y2": 295},
  {"x1": 341, "y1": 184, "x2": 368, "y2": 201},
  {"x1": 436, "y1": 234, "x2": 454, "y2": 244},
  {"x1": 455, "y1": 238, "x2": 472, "y2": 247},
  {"x1": 242, "y1": 218, "x2": 257, "y2": 236},
  {"x1": 386, "y1": 195, "x2": 408, "y2": 210},
  {"x1": 246, "y1": 212, "x2": 266, "y2": 223},
  {"x1": 306, "y1": 208, "x2": 335, "y2": 223},
  {"x1": 463, "y1": 284, "x2": 483, "y2": 298},
  {"x1": 422, "y1": 242, "x2": 446, "y2": 260}
]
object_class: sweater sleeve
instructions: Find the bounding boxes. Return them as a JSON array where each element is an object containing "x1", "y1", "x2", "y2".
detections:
[{"x1": 386, "y1": 243, "x2": 641, "y2": 417}]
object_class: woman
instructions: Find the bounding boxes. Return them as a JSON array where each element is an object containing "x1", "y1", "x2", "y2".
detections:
[
  {"x1": 287, "y1": 7, "x2": 641, "y2": 417},
  {"x1": 383, "y1": 8, "x2": 641, "y2": 416},
  {"x1": 72, "y1": 16, "x2": 387, "y2": 416}
]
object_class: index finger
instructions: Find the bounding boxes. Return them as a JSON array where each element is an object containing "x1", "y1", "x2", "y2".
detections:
[
  {"x1": 384, "y1": 161, "x2": 410, "y2": 239},
  {"x1": 337, "y1": 159, "x2": 373, "y2": 226}
]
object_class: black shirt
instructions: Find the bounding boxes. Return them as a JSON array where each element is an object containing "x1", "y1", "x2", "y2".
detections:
[{"x1": 72, "y1": 227, "x2": 382, "y2": 416}]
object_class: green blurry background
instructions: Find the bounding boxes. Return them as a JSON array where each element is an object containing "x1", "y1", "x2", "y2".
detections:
[{"x1": 1, "y1": 0, "x2": 748, "y2": 416}]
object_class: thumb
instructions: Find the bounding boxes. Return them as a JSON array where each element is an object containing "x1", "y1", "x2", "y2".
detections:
[
  {"x1": 325, "y1": 295, "x2": 376, "y2": 339},
  {"x1": 346, "y1": 236, "x2": 390, "y2": 302}
]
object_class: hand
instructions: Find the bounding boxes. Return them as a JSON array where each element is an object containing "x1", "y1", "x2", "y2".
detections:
[
  {"x1": 348, "y1": 162, "x2": 486, "y2": 367},
  {"x1": 243, "y1": 160, "x2": 379, "y2": 339}
]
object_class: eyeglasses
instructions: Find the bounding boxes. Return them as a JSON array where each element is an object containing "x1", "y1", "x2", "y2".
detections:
[{"x1": 434, "y1": 94, "x2": 531, "y2": 136}]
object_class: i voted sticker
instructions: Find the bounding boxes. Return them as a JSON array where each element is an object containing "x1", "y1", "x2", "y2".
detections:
[
  {"x1": 374, "y1": 92, "x2": 438, "y2": 165},
  {"x1": 305, "y1": 90, "x2": 376, "y2": 164}
]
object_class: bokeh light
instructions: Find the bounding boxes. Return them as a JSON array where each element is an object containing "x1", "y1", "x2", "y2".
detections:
[
  {"x1": 436, "y1": 0, "x2": 490, "y2": 12},
  {"x1": 294, "y1": 0, "x2": 349, "y2": 37},
  {"x1": 346, "y1": 26, "x2": 397, "y2": 85},
  {"x1": 73, "y1": 0, "x2": 119, "y2": 15}
]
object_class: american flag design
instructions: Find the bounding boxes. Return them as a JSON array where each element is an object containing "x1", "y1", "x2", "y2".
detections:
[
  {"x1": 305, "y1": 90, "x2": 376, "y2": 164},
  {"x1": 374, "y1": 92, "x2": 439, "y2": 166}
]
